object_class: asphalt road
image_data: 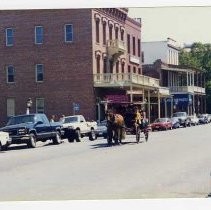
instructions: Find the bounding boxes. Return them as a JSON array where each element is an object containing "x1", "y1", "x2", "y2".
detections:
[{"x1": 0, "y1": 123, "x2": 211, "y2": 201}]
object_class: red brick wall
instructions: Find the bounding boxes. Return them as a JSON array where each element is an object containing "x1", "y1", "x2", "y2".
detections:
[{"x1": 0, "y1": 9, "x2": 95, "y2": 125}]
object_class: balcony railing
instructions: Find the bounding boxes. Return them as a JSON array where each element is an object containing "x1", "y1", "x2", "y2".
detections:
[
  {"x1": 93, "y1": 73, "x2": 160, "y2": 88},
  {"x1": 170, "y1": 86, "x2": 205, "y2": 94},
  {"x1": 107, "y1": 39, "x2": 125, "y2": 56},
  {"x1": 193, "y1": 86, "x2": 206, "y2": 94},
  {"x1": 159, "y1": 87, "x2": 170, "y2": 96}
]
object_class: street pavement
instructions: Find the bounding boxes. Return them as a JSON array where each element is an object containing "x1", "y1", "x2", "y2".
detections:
[{"x1": 0, "y1": 123, "x2": 211, "y2": 201}]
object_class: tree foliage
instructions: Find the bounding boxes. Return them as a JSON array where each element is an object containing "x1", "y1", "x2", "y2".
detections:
[{"x1": 179, "y1": 42, "x2": 211, "y2": 113}]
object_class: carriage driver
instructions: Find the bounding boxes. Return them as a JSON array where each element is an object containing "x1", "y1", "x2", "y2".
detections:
[{"x1": 134, "y1": 107, "x2": 148, "y2": 130}]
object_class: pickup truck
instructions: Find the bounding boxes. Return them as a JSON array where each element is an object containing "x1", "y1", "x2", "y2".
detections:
[
  {"x1": 62, "y1": 115, "x2": 97, "y2": 142},
  {"x1": 0, "y1": 113, "x2": 64, "y2": 149},
  {"x1": 0, "y1": 131, "x2": 11, "y2": 151}
]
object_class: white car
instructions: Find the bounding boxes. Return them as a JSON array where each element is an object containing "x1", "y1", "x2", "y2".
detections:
[
  {"x1": 62, "y1": 115, "x2": 97, "y2": 142},
  {"x1": 189, "y1": 115, "x2": 199, "y2": 126},
  {"x1": 0, "y1": 131, "x2": 11, "y2": 150}
]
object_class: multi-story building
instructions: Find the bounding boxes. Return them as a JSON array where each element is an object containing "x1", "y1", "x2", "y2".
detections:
[
  {"x1": 0, "y1": 8, "x2": 164, "y2": 125},
  {"x1": 142, "y1": 38, "x2": 206, "y2": 117},
  {"x1": 142, "y1": 37, "x2": 179, "y2": 65}
]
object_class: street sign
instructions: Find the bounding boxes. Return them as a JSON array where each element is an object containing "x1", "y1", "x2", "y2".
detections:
[{"x1": 73, "y1": 103, "x2": 80, "y2": 112}]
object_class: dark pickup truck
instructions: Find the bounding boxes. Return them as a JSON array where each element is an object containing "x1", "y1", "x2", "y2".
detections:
[{"x1": 0, "y1": 113, "x2": 64, "y2": 149}]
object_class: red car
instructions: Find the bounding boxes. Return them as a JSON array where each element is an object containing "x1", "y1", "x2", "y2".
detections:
[{"x1": 151, "y1": 118, "x2": 172, "y2": 131}]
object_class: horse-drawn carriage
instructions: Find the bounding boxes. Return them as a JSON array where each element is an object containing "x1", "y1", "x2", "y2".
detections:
[{"x1": 106, "y1": 107, "x2": 149, "y2": 146}]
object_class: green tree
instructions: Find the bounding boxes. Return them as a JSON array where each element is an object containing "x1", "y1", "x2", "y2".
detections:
[{"x1": 179, "y1": 42, "x2": 211, "y2": 113}]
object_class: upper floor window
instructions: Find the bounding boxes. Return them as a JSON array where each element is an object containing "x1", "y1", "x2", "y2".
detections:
[
  {"x1": 36, "y1": 98, "x2": 44, "y2": 113},
  {"x1": 96, "y1": 55, "x2": 100, "y2": 73},
  {"x1": 116, "y1": 61, "x2": 119, "y2": 73},
  {"x1": 102, "y1": 23, "x2": 106, "y2": 45},
  {"x1": 95, "y1": 20, "x2": 100, "y2": 43},
  {"x1": 109, "y1": 25, "x2": 113, "y2": 40},
  {"x1": 115, "y1": 28, "x2": 118, "y2": 39},
  {"x1": 138, "y1": 39, "x2": 141, "y2": 57},
  {"x1": 35, "y1": 26, "x2": 43, "y2": 44},
  {"x1": 7, "y1": 65, "x2": 15, "y2": 83},
  {"x1": 36, "y1": 64, "x2": 44, "y2": 82},
  {"x1": 121, "y1": 30, "x2": 124, "y2": 41},
  {"x1": 133, "y1": 36, "x2": 136, "y2": 55},
  {"x1": 121, "y1": 63, "x2": 125, "y2": 73},
  {"x1": 127, "y1": 34, "x2": 130, "y2": 54},
  {"x1": 6, "y1": 28, "x2": 14, "y2": 46},
  {"x1": 103, "y1": 58, "x2": 107, "y2": 73},
  {"x1": 65, "y1": 24, "x2": 73, "y2": 42}
]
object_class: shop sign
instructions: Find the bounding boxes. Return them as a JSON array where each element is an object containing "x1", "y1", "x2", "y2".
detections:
[{"x1": 105, "y1": 95, "x2": 129, "y2": 103}]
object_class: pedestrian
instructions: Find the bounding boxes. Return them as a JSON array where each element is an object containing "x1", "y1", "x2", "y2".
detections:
[
  {"x1": 59, "y1": 114, "x2": 65, "y2": 123},
  {"x1": 50, "y1": 115, "x2": 56, "y2": 122}
]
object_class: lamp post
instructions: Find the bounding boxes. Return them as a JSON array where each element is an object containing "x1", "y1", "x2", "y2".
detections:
[{"x1": 26, "y1": 98, "x2": 32, "y2": 115}]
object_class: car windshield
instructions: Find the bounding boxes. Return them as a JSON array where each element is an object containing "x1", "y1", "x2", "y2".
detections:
[
  {"x1": 155, "y1": 118, "x2": 167, "y2": 123},
  {"x1": 7, "y1": 115, "x2": 35, "y2": 126},
  {"x1": 172, "y1": 112, "x2": 186, "y2": 117},
  {"x1": 64, "y1": 116, "x2": 78, "y2": 123}
]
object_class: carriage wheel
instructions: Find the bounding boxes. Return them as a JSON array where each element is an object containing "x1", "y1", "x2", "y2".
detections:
[
  {"x1": 145, "y1": 131, "x2": 149, "y2": 142},
  {"x1": 136, "y1": 127, "x2": 141, "y2": 143}
]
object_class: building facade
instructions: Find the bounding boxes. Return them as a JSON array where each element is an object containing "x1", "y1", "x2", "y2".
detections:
[
  {"x1": 0, "y1": 8, "x2": 168, "y2": 125},
  {"x1": 142, "y1": 38, "x2": 179, "y2": 65},
  {"x1": 0, "y1": 9, "x2": 95, "y2": 125},
  {"x1": 142, "y1": 38, "x2": 206, "y2": 117}
]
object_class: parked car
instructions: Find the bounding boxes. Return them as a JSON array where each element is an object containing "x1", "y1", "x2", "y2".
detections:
[
  {"x1": 172, "y1": 112, "x2": 191, "y2": 127},
  {"x1": 170, "y1": 117, "x2": 180, "y2": 129},
  {"x1": 198, "y1": 114, "x2": 209, "y2": 124},
  {"x1": 189, "y1": 115, "x2": 199, "y2": 126},
  {"x1": 151, "y1": 118, "x2": 172, "y2": 131},
  {"x1": 0, "y1": 114, "x2": 64, "y2": 149},
  {"x1": 0, "y1": 131, "x2": 11, "y2": 151},
  {"x1": 207, "y1": 114, "x2": 211, "y2": 123},
  {"x1": 62, "y1": 115, "x2": 97, "y2": 142},
  {"x1": 95, "y1": 120, "x2": 107, "y2": 139}
]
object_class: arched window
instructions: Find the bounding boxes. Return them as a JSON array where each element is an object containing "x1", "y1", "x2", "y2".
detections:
[
  {"x1": 96, "y1": 55, "x2": 100, "y2": 73},
  {"x1": 102, "y1": 22, "x2": 106, "y2": 45},
  {"x1": 96, "y1": 19, "x2": 100, "y2": 43}
]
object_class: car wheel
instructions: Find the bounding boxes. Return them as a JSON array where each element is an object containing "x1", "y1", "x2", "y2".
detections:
[
  {"x1": 52, "y1": 131, "x2": 62, "y2": 144},
  {"x1": 27, "y1": 133, "x2": 37, "y2": 148},
  {"x1": 75, "y1": 129, "x2": 81, "y2": 142},
  {"x1": 89, "y1": 129, "x2": 96, "y2": 141}
]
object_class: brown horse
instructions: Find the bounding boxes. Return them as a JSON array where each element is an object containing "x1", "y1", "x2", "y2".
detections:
[{"x1": 106, "y1": 111, "x2": 125, "y2": 146}]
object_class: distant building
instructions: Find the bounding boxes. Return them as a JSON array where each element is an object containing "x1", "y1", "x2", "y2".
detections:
[
  {"x1": 142, "y1": 37, "x2": 180, "y2": 65},
  {"x1": 142, "y1": 38, "x2": 206, "y2": 116}
]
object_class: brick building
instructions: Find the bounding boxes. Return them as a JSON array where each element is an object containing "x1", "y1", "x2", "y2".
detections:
[{"x1": 0, "y1": 8, "x2": 167, "y2": 125}]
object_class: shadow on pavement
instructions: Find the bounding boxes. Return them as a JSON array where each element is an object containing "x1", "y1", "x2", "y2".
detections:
[
  {"x1": 6, "y1": 145, "x2": 29, "y2": 151},
  {"x1": 90, "y1": 140, "x2": 142, "y2": 149}
]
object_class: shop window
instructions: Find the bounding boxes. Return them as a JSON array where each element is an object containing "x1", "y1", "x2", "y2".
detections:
[
  {"x1": 7, "y1": 98, "x2": 15, "y2": 117},
  {"x1": 36, "y1": 98, "x2": 44, "y2": 113}
]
